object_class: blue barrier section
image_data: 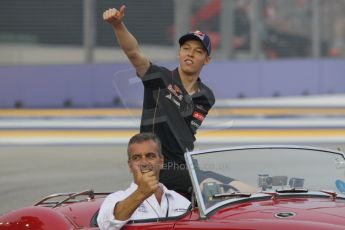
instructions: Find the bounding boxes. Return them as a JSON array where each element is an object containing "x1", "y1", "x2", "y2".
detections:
[
  {"x1": 0, "y1": 63, "x2": 131, "y2": 108},
  {"x1": 0, "y1": 59, "x2": 344, "y2": 108}
]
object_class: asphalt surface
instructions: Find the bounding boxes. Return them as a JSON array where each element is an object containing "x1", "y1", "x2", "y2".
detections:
[
  {"x1": 0, "y1": 145, "x2": 129, "y2": 215},
  {"x1": 1, "y1": 95, "x2": 345, "y2": 215}
]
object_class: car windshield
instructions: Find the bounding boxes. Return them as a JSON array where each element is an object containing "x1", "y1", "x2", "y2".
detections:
[{"x1": 185, "y1": 146, "x2": 345, "y2": 216}]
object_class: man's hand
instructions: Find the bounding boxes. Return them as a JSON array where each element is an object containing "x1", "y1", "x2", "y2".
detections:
[
  {"x1": 103, "y1": 5, "x2": 125, "y2": 27},
  {"x1": 113, "y1": 165, "x2": 159, "y2": 221},
  {"x1": 133, "y1": 165, "x2": 159, "y2": 199}
]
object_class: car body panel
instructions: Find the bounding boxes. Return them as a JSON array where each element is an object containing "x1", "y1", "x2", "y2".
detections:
[
  {"x1": 174, "y1": 198, "x2": 345, "y2": 230},
  {"x1": 56, "y1": 198, "x2": 104, "y2": 228},
  {"x1": 0, "y1": 206, "x2": 76, "y2": 230}
]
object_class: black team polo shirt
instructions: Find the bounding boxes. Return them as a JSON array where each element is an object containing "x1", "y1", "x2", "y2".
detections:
[{"x1": 139, "y1": 64, "x2": 215, "y2": 166}]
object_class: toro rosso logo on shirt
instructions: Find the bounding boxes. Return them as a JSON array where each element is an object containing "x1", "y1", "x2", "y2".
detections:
[
  {"x1": 173, "y1": 85, "x2": 182, "y2": 94},
  {"x1": 167, "y1": 84, "x2": 183, "y2": 101},
  {"x1": 193, "y1": 111, "x2": 205, "y2": 121}
]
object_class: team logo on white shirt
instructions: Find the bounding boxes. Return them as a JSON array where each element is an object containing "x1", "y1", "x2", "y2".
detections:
[
  {"x1": 138, "y1": 204, "x2": 148, "y2": 213},
  {"x1": 174, "y1": 208, "x2": 188, "y2": 212}
]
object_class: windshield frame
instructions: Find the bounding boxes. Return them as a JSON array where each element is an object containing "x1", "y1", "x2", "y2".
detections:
[{"x1": 185, "y1": 145, "x2": 345, "y2": 218}]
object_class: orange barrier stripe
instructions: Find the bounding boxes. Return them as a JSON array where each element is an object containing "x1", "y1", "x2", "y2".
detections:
[
  {"x1": 0, "y1": 109, "x2": 142, "y2": 117},
  {"x1": 208, "y1": 108, "x2": 345, "y2": 116},
  {"x1": 197, "y1": 129, "x2": 345, "y2": 137},
  {"x1": 0, "y1": 130, "x2": 137, "y2": 138}
]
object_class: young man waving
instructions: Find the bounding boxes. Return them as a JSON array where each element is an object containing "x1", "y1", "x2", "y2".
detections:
[{"x1": 103, "y1": 5, "x2": 215, "y2": 198}]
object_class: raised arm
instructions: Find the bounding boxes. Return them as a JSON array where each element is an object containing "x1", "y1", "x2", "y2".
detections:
[{"x1": 103, "y1": 5, "x2": 150, "y2": 77}]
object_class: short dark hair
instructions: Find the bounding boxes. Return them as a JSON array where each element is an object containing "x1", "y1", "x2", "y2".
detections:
[{"x1": 127, "y1": 133, "x2": 162, "y2": 159}]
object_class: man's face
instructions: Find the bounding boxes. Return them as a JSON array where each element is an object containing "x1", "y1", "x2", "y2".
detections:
[
  {"x1": 127, "y1": 140, "x2": 163, "y2": 183},
  {"x1": 178, "y1": 40, "x2": 211, "y2": 75}
]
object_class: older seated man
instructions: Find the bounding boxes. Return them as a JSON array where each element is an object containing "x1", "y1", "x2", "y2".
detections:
[{"x1": 97, "y1": 133, "x2": 191, "y2": 230}]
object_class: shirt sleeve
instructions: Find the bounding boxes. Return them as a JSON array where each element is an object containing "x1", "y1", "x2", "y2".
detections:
[
  {"x1": 141, "y1": 63, "x2": 169, "y2": 89},
  {"x1": 97, "y1": 192, "x2": 130, "y2": 230}
]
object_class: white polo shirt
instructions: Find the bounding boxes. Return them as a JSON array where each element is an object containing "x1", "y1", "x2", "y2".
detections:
[{"x1": 97, "y1": 182, "x2": 191, "y2": 230}]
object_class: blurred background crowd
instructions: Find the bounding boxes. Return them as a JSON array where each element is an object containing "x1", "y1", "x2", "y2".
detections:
[{"x1": 1, "y1": 0, "x2": 345, "y2": 65}]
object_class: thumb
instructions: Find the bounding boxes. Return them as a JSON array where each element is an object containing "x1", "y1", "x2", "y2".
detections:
[
  {"x1": 132, "y1": 164, "x2": 142, "y2": 183},
  {"x1": 119, "y1": 5, "x2": 126, "y2": 16}
]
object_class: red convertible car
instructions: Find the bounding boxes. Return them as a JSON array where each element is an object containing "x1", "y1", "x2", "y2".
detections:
[{"x1": 1, "y1": 145, "x2": 345, "y2": 229}]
